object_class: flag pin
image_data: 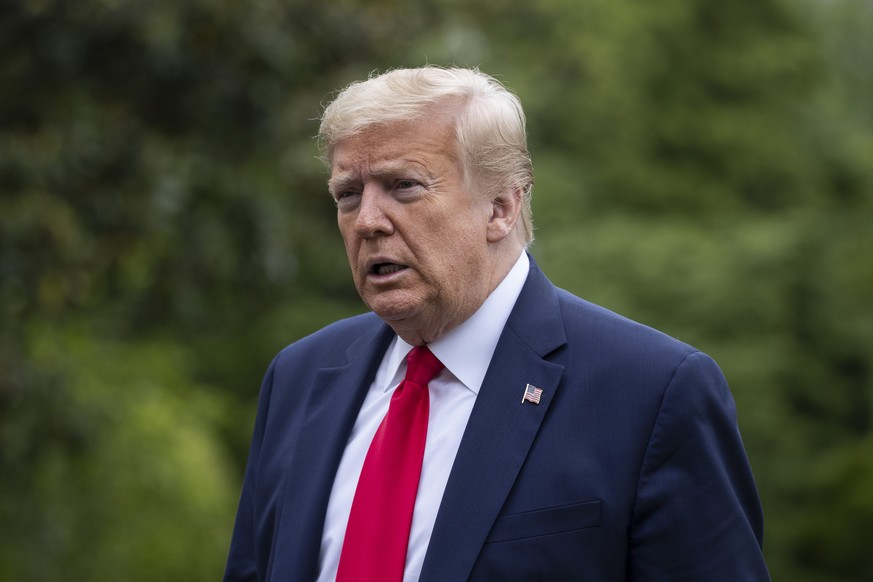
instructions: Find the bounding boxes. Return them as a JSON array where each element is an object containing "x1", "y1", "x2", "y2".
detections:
[{"x1": 522, "y1": 384, "x2": 543, "y2": 405}]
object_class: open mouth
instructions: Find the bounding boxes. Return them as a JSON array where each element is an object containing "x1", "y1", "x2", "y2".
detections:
[{"x1": 371, "y1": 262, "x2": 408, "y2": 276}]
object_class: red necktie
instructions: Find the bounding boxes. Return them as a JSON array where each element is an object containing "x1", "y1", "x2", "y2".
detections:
[{"x1": 336, "y1": 345, "x2": 444, "y2": 582}]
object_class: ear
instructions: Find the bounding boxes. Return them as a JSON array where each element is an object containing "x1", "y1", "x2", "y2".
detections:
[{"x1": 486, "y1": 187, "x2": 523, "y2": 243}]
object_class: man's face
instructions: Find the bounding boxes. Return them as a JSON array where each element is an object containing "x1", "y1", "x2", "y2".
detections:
[{"x1": 329, "y1": 115, "x2": 497, "y2": 344}]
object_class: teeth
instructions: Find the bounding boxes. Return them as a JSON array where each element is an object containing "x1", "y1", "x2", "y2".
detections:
[{"x1": 375, "y1": 263, "x2": 405, "y2": 275}]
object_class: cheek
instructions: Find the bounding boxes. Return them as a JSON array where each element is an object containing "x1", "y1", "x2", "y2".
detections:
[
  {"x1": 339, "y1": 232, "x2": 361, "y2": 269},
  {"x1": 435, "y1": 232, "x2": 485, "y2": 278},
  {"x1": 337, "y1": 219, "x2": 356, "y2": 245}
]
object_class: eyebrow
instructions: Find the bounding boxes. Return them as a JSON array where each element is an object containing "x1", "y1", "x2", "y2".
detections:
[
  {"x1": 327, "y1": 173, "x2": 354, "y2": 195},
  {"x1": 328, "y1": 160, "x2": 428, "y2": 194}
]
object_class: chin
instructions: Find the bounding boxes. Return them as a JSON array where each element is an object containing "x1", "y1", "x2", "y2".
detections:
[
  {"x1": 365, "y1": 291, "x2": 424, "y2": 323},
  {"x1": 371, "y1": 304, "x2": 419, "y2": 324}
]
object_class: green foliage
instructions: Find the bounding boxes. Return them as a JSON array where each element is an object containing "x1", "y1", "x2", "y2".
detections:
[
  {"x1": 1, "y1": 0, "x2": 871, "y2": 579},
  {"x1": 0, "y1": 324, "x2": 235, "y2": 581}
]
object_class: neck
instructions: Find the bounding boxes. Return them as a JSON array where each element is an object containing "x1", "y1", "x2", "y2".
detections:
[{"x1": 389, "y1": 246, "x2": 523, "y2": 346}]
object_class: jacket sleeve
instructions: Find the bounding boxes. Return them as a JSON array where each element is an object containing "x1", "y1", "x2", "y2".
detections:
[
  {"x1": 223, "y1": 356, "x2": 278, "y2": 582},
  {"x1": 628, "y1": 351, "x2": 771, "y2": 581}
]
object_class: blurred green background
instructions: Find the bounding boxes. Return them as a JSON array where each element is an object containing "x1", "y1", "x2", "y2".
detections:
[{"x1": 1, "y1": 0, "x2": 871, "y2": 580}]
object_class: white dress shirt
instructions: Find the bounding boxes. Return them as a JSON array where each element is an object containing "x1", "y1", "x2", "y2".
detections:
[{"x1": 317, "y1": 251, "x2": 530, "y2": 582}]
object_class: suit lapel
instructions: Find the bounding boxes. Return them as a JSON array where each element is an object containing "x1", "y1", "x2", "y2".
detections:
[
  {"x1": 267, "y1": 320, "x2": 395, "y2": 581},
  {"x1": 420, "y1": 261, "x2": 567, "y2": 581}
]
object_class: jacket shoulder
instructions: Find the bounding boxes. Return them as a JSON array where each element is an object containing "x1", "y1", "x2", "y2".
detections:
[{"x1": 554, "y1": 287, "x2": 699, "y2": 364}]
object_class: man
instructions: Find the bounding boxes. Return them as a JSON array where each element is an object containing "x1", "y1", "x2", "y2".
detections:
[{"x1": 224, "y1": 67, "x2": 770, "y2": 581}]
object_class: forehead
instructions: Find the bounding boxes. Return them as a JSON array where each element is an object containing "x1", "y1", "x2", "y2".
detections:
[{"x1": 329, "y1": 116, "x2": 460, "y2": 177}]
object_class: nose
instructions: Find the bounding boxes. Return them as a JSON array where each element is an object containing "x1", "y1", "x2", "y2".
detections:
[{"x1": 354, "y1": 187, "x2": 394, "y2": 238}]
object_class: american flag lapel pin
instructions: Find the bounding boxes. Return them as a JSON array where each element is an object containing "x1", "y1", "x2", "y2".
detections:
[{"x1": 522, "y1": 384, "x2": 543, "y2": 405}]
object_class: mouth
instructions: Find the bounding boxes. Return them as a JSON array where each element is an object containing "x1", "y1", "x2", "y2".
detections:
[{"x1": 370, "y1": 262, "x2": 409, "y2": 276}]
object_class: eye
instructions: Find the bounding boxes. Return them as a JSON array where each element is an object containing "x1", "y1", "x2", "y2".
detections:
[
  {"x1": 333, "y1": 190, "x2": 361, "y2": 210},
  {"x1": 395, "y1": 179, "x2": 420, "y2": 190}
]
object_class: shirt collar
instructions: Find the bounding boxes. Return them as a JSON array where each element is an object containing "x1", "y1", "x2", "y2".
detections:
[{"x1": 381, "y1": 251, "x2": 530, "y2": 395}]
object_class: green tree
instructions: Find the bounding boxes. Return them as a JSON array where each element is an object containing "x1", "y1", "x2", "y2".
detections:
[{"x1": 2, "y1": 0, "x2": 871, "y2": 579}]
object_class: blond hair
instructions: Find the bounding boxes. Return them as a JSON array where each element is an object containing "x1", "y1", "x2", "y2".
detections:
[{"x1": 318, "y1": 67, "x2": 534, "y2": 245}]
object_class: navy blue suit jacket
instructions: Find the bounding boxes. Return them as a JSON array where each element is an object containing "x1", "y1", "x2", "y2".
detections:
[{"x1": 224, "y1": 259, "x2": 770, "y2": 581}]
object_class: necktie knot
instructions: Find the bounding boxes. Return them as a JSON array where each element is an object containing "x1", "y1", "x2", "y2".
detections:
[{"x1": 405, "y1": 345, "x2": 444, "y2": 387}]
